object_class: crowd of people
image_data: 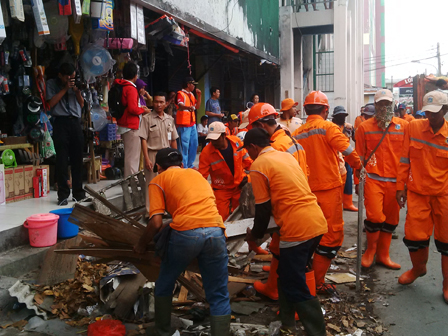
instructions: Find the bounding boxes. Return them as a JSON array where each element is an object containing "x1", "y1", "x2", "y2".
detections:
[{"x1": 110, "y1": 68, "x2": 448, "y2": 335}]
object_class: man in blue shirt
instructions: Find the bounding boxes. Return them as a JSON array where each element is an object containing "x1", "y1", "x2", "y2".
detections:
[{"x1": 205, "y1": 87, "x2": 224, "y2": 125}]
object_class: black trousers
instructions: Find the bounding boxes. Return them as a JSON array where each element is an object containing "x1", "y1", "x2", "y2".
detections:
[
  {"x1": 277, "y1": 235, "x2": 323, "y2": 303},
  {"x1": 53, "y1": 117, "x2": 85, "y2": 201}
]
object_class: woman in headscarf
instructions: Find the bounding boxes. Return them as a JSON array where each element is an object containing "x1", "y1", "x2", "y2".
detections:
[{"x1": 136, "y1": 79, "x2": 153, "y2": 108}]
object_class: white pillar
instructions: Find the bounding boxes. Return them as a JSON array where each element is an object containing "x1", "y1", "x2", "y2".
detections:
[
  {"x1": 302, "y1": 35, "x2": 314, "y2": 95},
  {"x1": 279, "y1": 6, "x2": 294, "y2": 102},
  {"x1": 333, "y1": 0, "x2": 348, "y2": 109},
  {"x1": 294, "y1": 31, "x2": 304, "y2": 117}
]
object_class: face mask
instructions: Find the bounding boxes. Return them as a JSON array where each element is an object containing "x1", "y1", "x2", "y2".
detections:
[{"x1": 375, "y1": 104, "x2": 394, "y2": 130}]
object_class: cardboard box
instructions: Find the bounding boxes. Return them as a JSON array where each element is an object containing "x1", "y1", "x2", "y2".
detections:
[
  {"x1": 13, "y1": 166, "x2": 25, "y2": 197},
  {"x1": 4, "y1": 168, "x2": 14, "y2": 203},
  {"x1": 37, "y1": 165, "x2": 50, "y2": 194},
  {"x1": 36, "y1": 167, "x2": 48, "y2": 197},
  {"x1": 23, "y1": 165, "x2": 34, "y2": 198},
  {"x1": 0, "y1": 164, "x2": 5, "y2": 205}
]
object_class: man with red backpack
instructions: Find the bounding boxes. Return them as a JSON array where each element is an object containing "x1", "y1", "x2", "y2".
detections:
[{"x1": 113, "y1": 62, "x2": 150, "y2": 177}]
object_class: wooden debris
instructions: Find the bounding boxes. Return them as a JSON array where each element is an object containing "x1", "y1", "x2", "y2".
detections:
[
  {"x1": 228, "y1": 276, "x2": 259, "y2": 284},
  {"x1": 178, "y1": 274, "x2": 206, "y2": 302},
  {"x1": 110, "y1": 273, "x2": 147, "y2": 320},
  {"x1": 252, "y1": 254, "x2": 273, "y2": 262},
  {"x1": 325, "y1": 273, "x2": 357, "y2": 284},
  {"x1": 38, "y1": 236, "x2": 83, "y2": 286}
]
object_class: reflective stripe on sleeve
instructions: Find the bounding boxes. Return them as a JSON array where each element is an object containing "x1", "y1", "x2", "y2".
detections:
[
  {"x1": 211, "y1": 159, "x2": 224, "y2": 166},
  {"x1": 400, "y1": 157, "x2": 410, "y2": 164},
  {"x1": 342, "y1": 145, "x2": 354, "y2": 156},
  {"x1": 293, "y1": 128, "x2": 326, "y2": 140}
]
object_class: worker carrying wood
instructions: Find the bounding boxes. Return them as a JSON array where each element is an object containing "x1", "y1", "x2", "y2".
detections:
[
  {"x1": 244, "y1": 127, "x2": 327, "y2": 336},
  {"x1": 246, "y1": 102, "x2": 309, "y2": 300},
  {"x1": 198, "y1": 121, "x2": 253, "y2": 220},
  {"x1": 292, "y1": 91, "x2": 362, "y2": 295},
  {"x1": 396, "y1": 91, "x2": 448, "y2": 303},
  {"x1": 355, "y1": 89, "x2": 408, "y2": 270},
  {"x1": 134, "y1": 148, "x2": 231, "y2": 336}
]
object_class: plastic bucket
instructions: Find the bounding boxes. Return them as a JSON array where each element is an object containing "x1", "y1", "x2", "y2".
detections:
[
  {"x1": 49, "y1": 208, "x2": 79, "y2": 239},
  {"x1": 24, "y1": 213, "x2": 59, "y2": 247}
]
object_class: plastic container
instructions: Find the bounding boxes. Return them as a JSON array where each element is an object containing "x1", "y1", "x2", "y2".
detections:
[
  {"x1": 24, "y1": 213, "x2": 59, "y2": 247},
  {"x1": 49, "y1": 208, "x2": 79, "y2": 239}
]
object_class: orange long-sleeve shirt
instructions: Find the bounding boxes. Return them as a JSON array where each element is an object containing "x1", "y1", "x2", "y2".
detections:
[
  {"x1": 199, "y1": 135, "x2": 252, "y2": 190},
  {"x1": 271, "y1": 127, "x2": 309, "y2": 177},
  {"x1": 403, "y1": 114, "x2": 415, "y2": 122},
  {"x1": 354, "y1": 115, "x2": 366, "y2": 130},
  {"x1": 292, "y1": 115, "x2": 362, "y2": 192},
  {"x1": 355, "y1": 117, "x2": 408, "y2": 182},
  {"x1": 397, "y1": 119, "x2": 448, "y2": 195}
]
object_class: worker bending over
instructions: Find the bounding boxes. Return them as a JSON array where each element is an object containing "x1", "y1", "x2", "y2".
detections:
[
  {"x1": 134, "y1": 148, "x2": 230, "y2": 336},
  {"x1": 292, "y1": 91, "x2": 362, "y2": 294},
  {"x1": 356, "y1": 89, "x2": 408, "y2": 270},
  {"x1": 199, "y1": 121, "x2": 252, "y2": 221},
  {"x1": 396, "y1": 91, "x2": 448, "y2": 303},
  {"x1": 245, "y1": 128, "x2": 327, "y2": 336},
  {"x1": 246, "y1": 102, "x2": 308, "y2": 300}
]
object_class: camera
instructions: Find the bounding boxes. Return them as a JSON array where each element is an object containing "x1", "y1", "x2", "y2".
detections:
[{"x1": 74, "y1": 71, "x2": 87, "y2": 90}]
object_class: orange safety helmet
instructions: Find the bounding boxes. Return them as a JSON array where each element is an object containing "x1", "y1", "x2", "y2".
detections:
[
  {"x1": 304, "y1": 91, "x2": 329, "y2": 107},
  {"x1": 248, "y1": 103, "x2": 279, "y2": 128}
]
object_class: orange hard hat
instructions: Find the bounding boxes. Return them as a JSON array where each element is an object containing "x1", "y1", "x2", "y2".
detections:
[
  {"x1": 248, "y1": 103, "x2": 279, "y2": 128},
  {"x1": 304, "y1": 91, "x2": 329, "y2": 107}
]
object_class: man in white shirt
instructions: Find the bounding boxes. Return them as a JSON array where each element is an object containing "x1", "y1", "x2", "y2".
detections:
[
  {"x1": 276, "y1": 98, "x2": 303, "y2": 134},
  {"x1": 197, "y1": 115, "x2": 209, "y2": 150}
]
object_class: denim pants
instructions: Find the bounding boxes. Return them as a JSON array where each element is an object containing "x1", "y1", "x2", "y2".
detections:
[
  {"x1": 154, "y1": 227, "x2": 231, "y2": 316},
  {"x1": 344, "y1": 162, "x2": 353, "y2": 195},
  {"x1": 277, "y1": 235, "x2": 322, "y2": 303},
  {"x1": 177, "y1": 125, "x2": 199, "y2": 168}
]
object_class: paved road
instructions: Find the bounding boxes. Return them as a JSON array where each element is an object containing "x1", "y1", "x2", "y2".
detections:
[{"x1": 348, "y1": 203, "x2": 448, "y2": 335}]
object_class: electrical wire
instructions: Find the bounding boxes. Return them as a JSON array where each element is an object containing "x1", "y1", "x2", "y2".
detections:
[{"x1": 364, "y1": 53, "x2": 448, "y2": 73}]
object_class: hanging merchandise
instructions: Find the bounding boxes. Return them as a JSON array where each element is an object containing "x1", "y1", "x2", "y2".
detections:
[
  {"x1": 9, "y1": 0, "x2": 25, "y2": 22},
  {"x1": 27, "y1": 96, "x2": 42, "y2": 114},
  {"x1": 163, "y1": 22, "x2": 188, "y2": 47},
  {"x1": 80, "y1": 44, "x2": 115, "y2": 83},
  {"x1": 0, "y1": 4, "x2": 6, "y2": 45},
  {"x1": 104, "y1": 38, "x2": 133, "y2": 50},
  {"x1": 1, "y1": 1, "x2": 9, "y2": 28},
  {"x1": 92, "y1": 0, "x2": 113, "y2": 31},
  {"x1": 129, "y1": 2, "x2": 137, "y2": 40},
  {"x1": 72, "y1": 0, "x2": 82, "y2": 23},
  {"x1": 58, "y1": 0, "x2": 72, "y2": 16},
  {"x1": 33, "y1": 66, "x2": 50, "y2": 111},
  {"x1": 41, "y1": 124, "x2": 55, "y2": 159},
  {"x1": 31, "y1": 0, "x2": 50, "y2": 36},
  {"x1": 136, "y1": 5, "x2": 145, "y2": 45},
  {"x1": 28, "y1": 126, "x2": 44, "y2": 144},
  {"x1": 69, "y1": 16, "x2": 84, "y2": 56},
  {"x1": 82, "y1": 0, "x2": 90, "y2": 15},
  {"x1": 90, "y1": 0, "x2": 104, "y2": 18},
  {"x1": 43, "y1": 1, "x2": 69, "y2": 45},
  {"x1": 90, "y1": 105, "x2": 107, "y2": 131}
]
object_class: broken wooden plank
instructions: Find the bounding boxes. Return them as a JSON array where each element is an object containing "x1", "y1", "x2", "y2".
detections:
[
  {"x1": 177, "y1": 274, "x2": 206, "y2": 302},
  {"x1": 252, "y1": 254, "x2": 273, "y2": 262},
  {"x1": 38, "y1": 236, "x2": 82, "y2": 286},
  {"x1": 228, "y1": 276, "x2": 259, "y2": 284},
  {"x1": 178, "y1": 272, "x2": 190, "y2": 302}
]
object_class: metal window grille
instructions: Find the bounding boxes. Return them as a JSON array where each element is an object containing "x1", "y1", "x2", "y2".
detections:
[{"x1": 313, "y1": 35, "x2": 334, "y2": 92}]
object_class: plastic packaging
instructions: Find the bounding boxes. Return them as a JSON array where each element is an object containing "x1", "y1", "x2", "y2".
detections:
[
  {"x1": 43, "y1": 1, "x2": 69, "y2": 44},
  {"x1": 87, "y1": 319, "x2": 126, "y2": 336},
  {"x1": 91, "y1": 105, "x2": 108, "y2": 131}
]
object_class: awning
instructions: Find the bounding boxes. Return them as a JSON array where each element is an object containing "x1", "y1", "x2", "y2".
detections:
[{"x1": 189, "y1": 29, "x2": 239, "y2": 54}]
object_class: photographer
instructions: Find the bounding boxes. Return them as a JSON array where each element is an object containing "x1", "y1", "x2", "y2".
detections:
[{"x1": 46, "y1": 63, "x2": 86, "y2": 206}]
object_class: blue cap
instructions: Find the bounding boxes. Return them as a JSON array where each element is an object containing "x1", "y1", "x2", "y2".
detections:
[
  {"x1": 416, "y1": 110, "x2": 425, "y2": 117},
  {"x1": 363, "y1": 104, "x2": 375, "y2": 116},
  {"x1": 332, "y1": 105, "x2": 348, "y2": 117},
  {"x1": 397, "y1": 103, "x2": 406, "y2": 110}
]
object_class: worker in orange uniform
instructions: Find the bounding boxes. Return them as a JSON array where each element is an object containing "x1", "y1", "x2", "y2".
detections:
[
  {"x1": 244, "y1": 128, "x2": 327, "y2": 336},
  {"x1": 134, "y1": 148, "x2": 231, "y2": 335},
  {"x1": 354, "y1": 106, "x2": 366, "y2": 131},
  {"x1": 355, "y1": 89, "x2": 408, "y2": 270},
  {"x1": 292, "y1": 91, "x2": 362, "y2": 294},
  {"x1": 276, "y1": 98, "x2": 303, "y2": 133},
  {"x1": 396, "y1": 91, "x2": 448, "y2": 303},
  {"x1": 396, "y1": 103, "x2": 415, "y2": 122},
  {"x1": 246, "y1": 102, "x2": 308, "y2": 300},
  {"x1": 225, "y1": 114, "x2": 240, "y2": 136}
]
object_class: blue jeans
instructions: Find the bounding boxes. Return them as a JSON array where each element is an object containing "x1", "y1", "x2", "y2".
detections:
[
  {"x1": 177, "y1": 125, "x2": 198, "y2": 168},
  {"x1": 155, "y1": 227, "x2": 231, "y2": 316}
]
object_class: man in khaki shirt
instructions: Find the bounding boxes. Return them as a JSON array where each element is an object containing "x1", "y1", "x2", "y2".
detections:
[{"x1": 138, "y1": 92, "x2": 179, "y2": 212}]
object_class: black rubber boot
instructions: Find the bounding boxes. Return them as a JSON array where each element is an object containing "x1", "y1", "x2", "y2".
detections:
[
  {"x1": 210, "y1": 315, "x2": 231, "y2": 336},
  {"x1": 294, "y1": 298, "x2": 326, "y2": 336},
  {"x1": 154, "y1": 296, "x2": 173, "y2": 336},
  {"x1": 278, "y1": 285, "x2": 296, "y2": 329}
]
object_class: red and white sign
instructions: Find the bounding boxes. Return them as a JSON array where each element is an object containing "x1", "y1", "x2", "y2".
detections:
[{"x1": 394, "y1": 77, "x2": 413, "y2": 88}]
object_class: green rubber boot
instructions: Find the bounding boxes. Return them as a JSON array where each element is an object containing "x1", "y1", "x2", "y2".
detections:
[
  {"x1": 278, "y1": 285, "x2": 296, "y2": 329},
  {"x1": 210, "y1": 314, "x2": 231, "y2": 336},
  {"x1": 294, "y1": 298, "x2": 326, "y2": 336},
  {"x1": 154, "y1": 296, "x2": 173, "y2": 336}
]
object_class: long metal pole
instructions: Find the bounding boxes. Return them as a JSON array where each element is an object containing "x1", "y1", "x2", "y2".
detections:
[{"x1": 356, "y1": 168, "x2": 365, "y2": 292}]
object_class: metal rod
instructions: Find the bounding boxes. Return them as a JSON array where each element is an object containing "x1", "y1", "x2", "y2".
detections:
[{"x1": 356, "y1": 169, "x2": 365, "y2": 292}]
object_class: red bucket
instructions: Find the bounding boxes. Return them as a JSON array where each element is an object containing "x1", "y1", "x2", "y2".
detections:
[{"x1": 24, "y1": 213, "x2": 59, "y2": 247}]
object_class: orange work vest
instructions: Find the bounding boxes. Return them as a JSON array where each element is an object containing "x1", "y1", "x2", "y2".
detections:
[{"x1": 176, "y1": 90, "x2": 197, "y2": 126}]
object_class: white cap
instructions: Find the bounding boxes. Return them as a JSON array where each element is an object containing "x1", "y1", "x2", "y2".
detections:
[
  {"x1": 374, "y1": 89, "x2": 393, "y2": 103},
  {"x1": 206, "y1": 122, "x2": 226, "y2": 140},
  {"x1": 422, "y1": 90, "x2": 448, "y2": 113}
]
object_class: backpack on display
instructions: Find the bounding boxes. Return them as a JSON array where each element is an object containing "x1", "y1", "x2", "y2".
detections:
[{"x1": 108, "y1": 84, "x2": 125, "y2": 120}]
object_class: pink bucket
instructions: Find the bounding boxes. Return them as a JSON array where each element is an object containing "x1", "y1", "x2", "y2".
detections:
[{"x1": 24, "y1": 213, "x2": 59, "y2": 247}]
